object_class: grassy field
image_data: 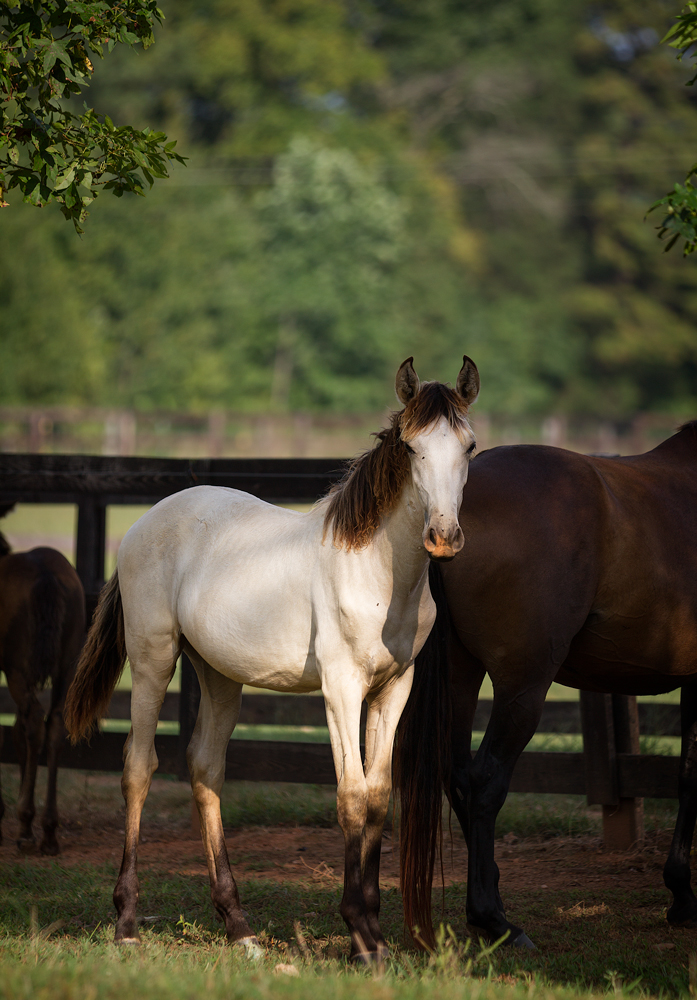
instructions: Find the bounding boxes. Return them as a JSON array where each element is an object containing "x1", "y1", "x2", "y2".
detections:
[
  {"x1": 2, "y1": 865, "x2": 692, "y2": 1000},
  {"x1": 0, "y1": 765, "x2": 691, "y2": 999}
]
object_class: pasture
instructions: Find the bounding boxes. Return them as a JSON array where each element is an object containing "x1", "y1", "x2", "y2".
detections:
[{"x1": 0, "y1": 765, "x2": 692, "y2": 999}]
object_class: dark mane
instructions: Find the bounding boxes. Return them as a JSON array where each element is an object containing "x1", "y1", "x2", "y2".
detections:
[
  {"x1": 678, "y1": 419, "x2": 697, "y2": 434},
  {"x1": 323, "y1": 382, "x2": 472, "y2": 551}
]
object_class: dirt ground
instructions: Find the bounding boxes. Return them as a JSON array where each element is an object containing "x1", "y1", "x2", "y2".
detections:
[{"x1": 0, "y1": 776, "x2": 674, "y2": 906}]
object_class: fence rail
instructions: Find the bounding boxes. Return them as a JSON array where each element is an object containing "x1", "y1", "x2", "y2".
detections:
[
  {"x1": 0, "y1": 453, "x2": 684, "y2": 848},
  {"x1": 0, "y1": 688, "x2": 683, "y2": 736}
]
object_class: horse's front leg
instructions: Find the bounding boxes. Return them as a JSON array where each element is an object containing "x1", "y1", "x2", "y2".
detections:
[
  {"x1": 465, "y1": 679, "x2": 548, "y2": 950},
  {"x1": 362, "y1": 667, "x2": 414, "y2": 956},
  {"x1": 448, "y1": 634, "x2": 486, "y2": 849},
  {"x1": 324, "y1": 673, "x2": 377, "y2": 961},
  {"x1": 664, "y1": 682, "x2": 697, "y2": 926}
]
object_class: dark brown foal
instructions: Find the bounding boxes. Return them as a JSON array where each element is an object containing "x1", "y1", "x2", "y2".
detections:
[{"x1": 0, "y1": 508, "x2": 85, "y2": 854}]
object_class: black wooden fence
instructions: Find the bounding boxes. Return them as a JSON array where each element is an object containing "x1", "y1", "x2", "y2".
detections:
[{"x1": 0, "y1": 453, "x2": 682, "y2": 847}]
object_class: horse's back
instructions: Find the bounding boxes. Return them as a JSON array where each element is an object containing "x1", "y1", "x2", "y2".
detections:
[{"x1": 117, "y1": 486, "x2": 323, "y2": 689}]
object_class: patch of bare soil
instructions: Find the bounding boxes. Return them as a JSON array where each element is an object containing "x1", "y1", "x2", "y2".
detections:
[{"x1": 0, "y1": 792, "x2": 674, "y2": 906}]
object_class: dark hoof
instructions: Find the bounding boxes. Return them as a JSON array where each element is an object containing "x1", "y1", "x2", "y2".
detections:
[
  {"x1": 511, "y1": 931, "x2": 536, "y2": 950},
  {"x1": 16, "y1": 837, "x2": 38, "y2": 855},
  {"x1": 40, "y1": 840, "x2": 60, "y2": 857},
  {"x1": 667, "y1": 909, "x2": 697, "y2": 929}
]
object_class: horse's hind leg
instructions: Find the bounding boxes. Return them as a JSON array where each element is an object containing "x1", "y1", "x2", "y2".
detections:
[
  {"x1": 0, "y1": 725, "x2": 4, "y2": 844},
  {"x1": 40, "y1": 671, "x2": 71, "y2": 854},
  {"x1": 40, "y1": 590, "x2": 83, "y2": 855},
  {"x1": 40, "y1": 695, "x2": 63, "y2": 855},
  {"x1": 664, "y1": 682, "x2": 697, "y2": 927},
  {"x1": 184, "y1": 651, "x2": 257, "y2": 950},
  {"x1": 8, "y1": 674, "x2": 45, "y2": 853},
  {"x1": 113, "y1": 643, "x2": 175, "y2": 943}
]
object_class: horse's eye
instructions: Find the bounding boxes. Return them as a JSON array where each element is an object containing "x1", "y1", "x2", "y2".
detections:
[
  {"x1": 467, "y1": 441, "x2": 476, "y2": 456},
  {"x1": 404, "y1": 443, "x2": 415, "y2": 455}
]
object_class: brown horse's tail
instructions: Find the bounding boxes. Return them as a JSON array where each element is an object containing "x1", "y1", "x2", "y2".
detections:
[
  {"x1": 30, "y1": 568, "x2": 69, "y2": 690},
  {"x1": 64, "y1": 571, "x2": 126, "y2": 742},
  {"x1": 395, "y1": 560, "x2": 452, "y2": 949}
]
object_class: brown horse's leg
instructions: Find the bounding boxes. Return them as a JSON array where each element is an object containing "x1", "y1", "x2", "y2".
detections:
[
  {"x1": 40, "y1": 690, "x2": 67, "y2": 855},
  {"x1": 464, "y1": 679, "x2": 548, "y2": 948},
  {"x1": 0, "y1": 725, "x2": 4, "y2": 844},
  {"x1": 41, "y1": 580, "x2": 83, "y2": 856},
  {"x1": 664, "y1": 682, "x2": 697, "y2": 926},
  {"x1": 448, "y1": 635, "x2": 486, "y2": 845},
  {"x1": 448, "y1": 640, "x2": 509, "y2": 913},
  {"x1": 361, "y1": 669, "x2": 414, "y2": 957},
  {"x1": 185, "y1": 655, "x2": 257, "y2": 950},
  {"x1": 11, "y1": 687, "x2": 45, "y2": 852}
]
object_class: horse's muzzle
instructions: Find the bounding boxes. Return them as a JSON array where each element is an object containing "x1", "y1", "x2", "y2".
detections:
[{"x1": 423, "y1": 524, "x2": 464, "y2": 562}]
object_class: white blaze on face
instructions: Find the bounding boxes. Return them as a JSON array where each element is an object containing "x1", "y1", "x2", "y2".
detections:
[{"x1": 405, "y1": 416, "x2": 475, "y2": 561}]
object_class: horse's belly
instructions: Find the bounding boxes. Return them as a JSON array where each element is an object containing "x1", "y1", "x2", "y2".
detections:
[
  {"x1": 556, "y1": 656, "x2": 681, "y2": 695},
  {"x1": 180, "y1": 591, "x2": 321, "y2": 692},
  {"x1": 188, "y1": 627, "x2": 321, "y2": 692},
  {"x1": 561, "y1": 601, "x2": 697, "y2": 692}
]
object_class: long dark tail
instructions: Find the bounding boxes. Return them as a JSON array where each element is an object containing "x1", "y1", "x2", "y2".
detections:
[
  {"x1": 396, "y1": 560, "x2": 452, "y2": 949},
  {"x1": 30, "y1": 570, "x2": 68, "y2": 689},
  {"x1": 64, "y1": 571, "x2": 126, "y2": 742}
]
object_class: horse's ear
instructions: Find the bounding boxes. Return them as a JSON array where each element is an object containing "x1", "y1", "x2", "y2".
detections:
[
  {"x1": 396, "y1": 357, "x2": 420, "y2": 405},
  {"x1": 456, "y1": 356, "x2": 480, "y2": 406}
]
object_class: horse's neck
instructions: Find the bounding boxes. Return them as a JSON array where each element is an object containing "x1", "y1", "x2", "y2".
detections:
[{"x1": 371, "y1": 481, "x2": 431, "y2": 595}]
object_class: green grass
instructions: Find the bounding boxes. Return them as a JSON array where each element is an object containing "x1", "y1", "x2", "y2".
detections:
[
  {"x1": 0, "y1": 863, "x2": 694, "y2": 998},
  {"x1": 0, "y1": 764, "x2": 691, "y2": 998}
]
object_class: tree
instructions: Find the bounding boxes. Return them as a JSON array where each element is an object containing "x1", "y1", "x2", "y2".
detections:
[
  {"x1": 254, "y1": 138, "x2": 407, "y2": 411},
  {"x1": 650, "y1": 2, "x2": 697, "y2": 254},
  {"x1": 0, "y1": 0, "x2": 185, "y2": 231}
]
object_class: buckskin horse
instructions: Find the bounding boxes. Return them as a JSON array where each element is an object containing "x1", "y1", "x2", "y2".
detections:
[
  {"x1": 65, "y1": 356, "x2": 480, "y2": 961},
  {"x1": 397, "y1": 421, "x2": 697, "y2": 950},
  {"x1": 0, "y1": 504, "x2": 85, "y2": 854}
]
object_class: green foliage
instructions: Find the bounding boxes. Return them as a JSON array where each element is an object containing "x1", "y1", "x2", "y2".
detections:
[
  {"x1": 3, "y1": 0, "x2": 697, "y2": 417},
  {"x1": 650, "y1": 173, "x2": 697, "y2": 254},
  {"x1": 83, "y1": 0, "x2": 384, "y2": 157},
  {"x1": 648, "y1": 3, "x2": 697, "y2": 253},
  {"x1": 255, "y1": 138, "x2": 407, "y2": 411},
  {"x1": 0, "y1": 0, "x2": 185, "y2": 230}
]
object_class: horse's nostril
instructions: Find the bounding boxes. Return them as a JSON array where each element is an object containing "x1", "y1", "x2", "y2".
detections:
[{"x1": 429, "y1": 528, "x2": 437, "y2": 546}]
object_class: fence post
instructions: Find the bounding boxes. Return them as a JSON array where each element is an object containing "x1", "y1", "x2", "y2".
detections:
[
  {"x1": 580, "y1": 691, "x2": 643, "y2": 849},
  {"x1": 75, "y1": 497, "x2": 106, "y2": 622}
]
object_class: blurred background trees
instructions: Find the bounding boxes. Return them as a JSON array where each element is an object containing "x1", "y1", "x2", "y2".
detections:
[{"x1": 2, "y1": 0, "x2": 697, "y2": 423}]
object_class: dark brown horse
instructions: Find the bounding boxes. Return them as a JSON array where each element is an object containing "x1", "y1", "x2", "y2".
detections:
[
  {"x1": 0, "y1": 504, "x2": 85, "y2": 854},
  {"x1": 397, "y1": 421, "x2": 697, "y2": 950}
]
